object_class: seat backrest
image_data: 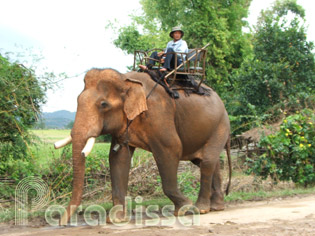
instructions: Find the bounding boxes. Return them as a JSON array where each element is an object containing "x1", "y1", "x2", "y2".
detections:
[{"x1": 187, "y1": 49, "x2": 204, "y2": 62}]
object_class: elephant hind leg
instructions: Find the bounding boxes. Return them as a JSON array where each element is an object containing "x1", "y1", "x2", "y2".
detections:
[
  {"x1": 210, "y1": 160, "x2": 225, "y2": 211},
  {"x1": 195, "y1": 158, "x2": 216, "y2": 214},
  {"x1": 195, "y1": 143, "x2": 226, "y2": 214},
  {"x1": 194, "y1": 159, "x2": 225, "y2": 212}
]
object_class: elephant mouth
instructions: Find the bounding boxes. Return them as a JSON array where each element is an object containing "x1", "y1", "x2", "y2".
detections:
[{"x1": 54, "y1": 136, "x2": 96, "y2": 158}]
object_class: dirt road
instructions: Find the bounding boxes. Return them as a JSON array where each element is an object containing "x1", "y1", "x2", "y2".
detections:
[{"x1": 1, "y1": 195, "x2": 314, "y2": 236}]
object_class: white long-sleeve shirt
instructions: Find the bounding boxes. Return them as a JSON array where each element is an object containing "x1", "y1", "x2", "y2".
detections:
[{"x1": 165, "y1": 39, "x2": 189, "y2": 54}]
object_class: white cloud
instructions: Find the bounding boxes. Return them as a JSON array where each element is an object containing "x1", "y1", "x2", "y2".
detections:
[{"x1": 0, "y1": 0, "x2": 141, "y2": 112}]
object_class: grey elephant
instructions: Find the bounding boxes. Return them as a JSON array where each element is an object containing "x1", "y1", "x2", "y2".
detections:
[{"x1": 54, "y1": 68, "x2": 231, "y2": 224}]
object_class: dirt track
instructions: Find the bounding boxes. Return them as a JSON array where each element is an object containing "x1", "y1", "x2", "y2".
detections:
[{"x1": 1, "y1": 195, "x2": 314, "y2": 236}]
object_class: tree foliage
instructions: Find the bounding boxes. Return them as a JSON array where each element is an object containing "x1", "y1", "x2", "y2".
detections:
[
  {"x1": 228, "y1": 0, "x2": 315, "y2": 131},
  {"x1": 0, "y1": 53, "x2": 46, "y2": 178},
  {"x1": 111, "y1": 0, "x2": 253, "y2": 92},
  {"x1": 232, "y1": 0, "x2": 315, "y2": 186}
]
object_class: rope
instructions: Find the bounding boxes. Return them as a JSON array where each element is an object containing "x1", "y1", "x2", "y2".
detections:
[{"x1": 114, "y1": 70, "x2": 164, "y2": 154}]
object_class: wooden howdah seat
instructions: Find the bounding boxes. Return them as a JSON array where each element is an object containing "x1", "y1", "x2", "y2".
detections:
[{"x1": 133, "y1": 45, "x2": 208, "y2": 90}]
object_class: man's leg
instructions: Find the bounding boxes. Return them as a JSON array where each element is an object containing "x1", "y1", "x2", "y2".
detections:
[
  {"x1": 139, "y1": 51, "x2": 161, "y2": 70},
  {"x1": 148, "y1": 51, "x2": 160, "y2": 67},
  {"x1": 162, "y1": 48, "x2": 175, "y2": 70}
]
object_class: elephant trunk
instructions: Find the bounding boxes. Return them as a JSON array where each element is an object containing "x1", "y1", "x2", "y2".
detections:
[
  {"x1": 59, "y1": 98, "x2": 101, "y2": 225},
  {"x1": 60, "y1": 136, "x2": 86, "y2": 225}
]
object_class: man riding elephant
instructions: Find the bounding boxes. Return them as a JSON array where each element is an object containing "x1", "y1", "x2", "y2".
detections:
[{"x1": 139, "y1": 26, "x2": 189, "y2": 72}]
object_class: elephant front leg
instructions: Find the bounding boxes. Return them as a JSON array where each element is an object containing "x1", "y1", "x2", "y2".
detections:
[
  {"x1": 154, "y1": 150, "x2": 193, "y2": 214},
  {"x1": 108, "y1": 140, "x2": 134, "y2": 222}
]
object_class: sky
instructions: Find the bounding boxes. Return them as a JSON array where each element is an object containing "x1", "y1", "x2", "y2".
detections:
[{"x1": 0, "y1": 0, "x2": 314, "y2": 113}]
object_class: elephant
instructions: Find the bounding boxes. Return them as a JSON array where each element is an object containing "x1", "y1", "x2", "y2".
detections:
[{"x1": 54, "y1": 68, "x2": 231, "y2": 224}]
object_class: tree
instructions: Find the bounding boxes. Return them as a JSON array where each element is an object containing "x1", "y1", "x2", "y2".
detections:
[
  {"x1": 65, "y1": 120, "x2": 74, "y2": 129},
  {"x1": 0, "y1": 53, "x2": 46, "y2": 178},
  {"x1": 229, "y1": 0, "x2": 315, "y2": 128},
  {"x1": 111, "y1": 0, "x2": 253, "y2": 93}
]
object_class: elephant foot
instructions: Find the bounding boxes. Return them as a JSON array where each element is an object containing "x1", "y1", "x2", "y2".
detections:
[
  {"x1": 210, "y1": 205, "x2": 225, "y2": 211},
  {"x1": 106, "y1": 210, "x2": 129, "y2": 224},
  {"x1": 195, "y1": 201, "x2": 211, "y2": 214},
  {"x1": 210, "y1": 191, "x2": 225, "y2": 211},
  {"x1": 210, "y1": 199, "x2": 225, "y2": 211},
  {"x1": 199, "y1": 209, "x2": 210, "y2": 214},
  {"x1": 174, "y1": 200, "x2": 194, "y2": 216}
]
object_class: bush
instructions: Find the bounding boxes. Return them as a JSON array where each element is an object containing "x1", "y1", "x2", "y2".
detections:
[
  {"x1": 0, "y1": 53, "x2": 46, "y2": 179},
  {"x1": 247, "y1": 109, "x2": 315, "y2": 186}
]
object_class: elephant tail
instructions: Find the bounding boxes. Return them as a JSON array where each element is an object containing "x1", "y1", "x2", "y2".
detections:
[{"x1": 225, "y1": 135, "x2": 232, "y2": 195}]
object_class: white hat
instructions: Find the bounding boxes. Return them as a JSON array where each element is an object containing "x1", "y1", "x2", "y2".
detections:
[{"x1": 169, "y1": 26, "x2": 184, "y2": 38}]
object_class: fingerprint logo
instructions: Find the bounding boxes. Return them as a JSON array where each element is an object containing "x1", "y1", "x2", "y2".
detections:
[{"x1": 15, "y1": 177, "x2": 50, "y2": 225}]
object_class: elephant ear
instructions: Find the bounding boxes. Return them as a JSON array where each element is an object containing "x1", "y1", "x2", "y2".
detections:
[{"x1": 123, "y1": 78, "x2": 148, "y2": 120}]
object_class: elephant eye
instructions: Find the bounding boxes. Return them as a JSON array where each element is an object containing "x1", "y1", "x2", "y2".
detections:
[{"x1": 100, "y1": 101, "x2": 109, "y2": 108}]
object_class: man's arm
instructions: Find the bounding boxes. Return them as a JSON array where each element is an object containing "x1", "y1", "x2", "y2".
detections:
[{"x1": 176, "y1": 40, "x2": 188, "y2": 53}]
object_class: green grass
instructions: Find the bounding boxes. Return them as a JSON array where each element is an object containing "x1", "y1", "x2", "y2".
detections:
[
  {"x1": 0, "y1": 198, "x2": 173, "y2": 223},
  {"x1": 29, "y1": 142, "x2": 112, "y2": 170},
  {"x1": 225, "y1": 186, "x2": 315, "y2": 202},
  {"x1": 29, "y1": 129, "x2": 72, "y2": 168},
  {"x1": 31, "y1": 129, "x2": 72, "y2": 144},
  {"x1": 0, "y1": 206, "x2": 15, "y2": 223},
  {"x1": 81, "y1": 197, "x2": 173, "y2": 212},
  {"x1": 2, "y1": 187, "x2": 315, "y2": 223},
  {"x1": 30, "y1": 129, "x2": 151, "y2": 164}
]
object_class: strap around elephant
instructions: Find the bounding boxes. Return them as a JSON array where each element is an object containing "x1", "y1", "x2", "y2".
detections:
[{"x1": 113, "y1": 74, "x2": 164, "y2": 154}]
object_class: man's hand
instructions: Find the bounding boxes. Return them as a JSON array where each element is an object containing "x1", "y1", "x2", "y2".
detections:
[{"x1": 157, "y1": 51, "x2": 164, "y2": 57}]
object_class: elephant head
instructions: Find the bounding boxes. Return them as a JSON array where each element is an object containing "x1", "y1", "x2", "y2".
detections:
[{"x1": 54, "y1": 68, "x2": 148, "y2": 224}]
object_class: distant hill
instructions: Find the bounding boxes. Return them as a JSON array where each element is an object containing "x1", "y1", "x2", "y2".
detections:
[{"x1": 36, "y1": 110, "x2": 76, "y2": 129}]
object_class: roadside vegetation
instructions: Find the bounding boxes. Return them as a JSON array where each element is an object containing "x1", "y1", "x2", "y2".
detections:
[
  {"x1": 1, "y1": 129, "x2": 315, "y2": 223},
  {"x1": 1, "y1": 0, "x2": 315, "y2": 224}
]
